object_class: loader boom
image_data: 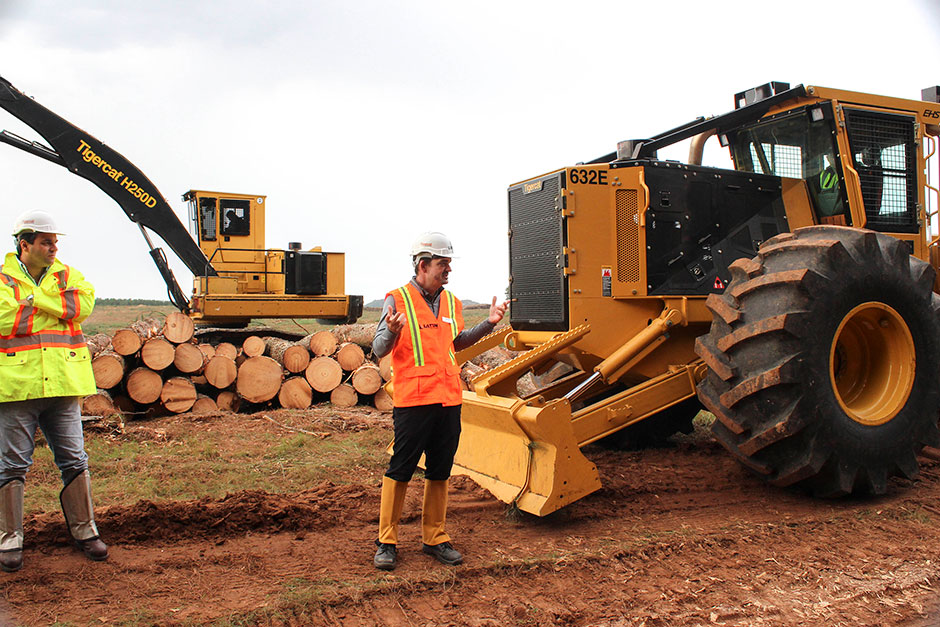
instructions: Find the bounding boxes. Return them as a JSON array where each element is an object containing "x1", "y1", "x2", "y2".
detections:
[{"x1": 0, "y1": 75, "x2": 214, "y2": 310}]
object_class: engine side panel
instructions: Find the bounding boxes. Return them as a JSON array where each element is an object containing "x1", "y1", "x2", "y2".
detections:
[{"x1": 635, "y1": 163, "x2": 790, "y2": 295}]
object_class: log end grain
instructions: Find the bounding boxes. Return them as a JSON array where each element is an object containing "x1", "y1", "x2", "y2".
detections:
[
  {"x1": 351, "y1": 364, "x2": 382, "y2": 395},
  {"x1": 278, "y1": 376, "x2": 313, "y2": 409},
  {"x1": 373, "y1": 386, "x2": 394, "y2": 412},
  {"x1": 205, "y1": 356, "x2": 238, "y2": 389},
  {"x1": 191, "y1": 395, "x2": 219, "y2": 414},
  {"x1": 141, "y1": 337, "x2": 175, "y2": 371},
  {"x1": 308, "y1": 330, "x2": 338, "y2": 357},
  {"x1": 126, "y1": 367, "x2": 163, "y2": 405},
  {"x1": 161, "y1": 377, "x2": 197, "y2": 413},
  {"x1": 236, "y1": 356, "x2": 283, "y2": 403},
  {"x1": 335, "y1": 342, "x2": 365, "y2": 371},
  {"x1": 242, "y1": 335, "x2": 266, "y2": 358},
  {"x1": 174, "y1": 342, "x2": 207, "y2": 374},
  {"x1": 215, "y1": 342, "x2": 238, "y2": 361},
  {"x1": 110, "y1": 328, "x2": 141, "y2": 356},
  {"x1": 330, "y1": 383, "x2": 358, "y2": 408},
  {"x1": 216, "y1": 390, "x2": 242, "y2": 413},
  {"x1": 91, "y1": 352, "x2": 125, "y2": 390},
  {"x1": 162, "y1": 311, "x2": 195, "y2": 344},
  {"x1": 305, "y1": 356, "x2": 343, "y2": 393}
]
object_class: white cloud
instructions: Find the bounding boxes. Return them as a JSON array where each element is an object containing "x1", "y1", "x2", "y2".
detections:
[{"x1": 1, "y1": 0, "x2": 938, "y2": 306}]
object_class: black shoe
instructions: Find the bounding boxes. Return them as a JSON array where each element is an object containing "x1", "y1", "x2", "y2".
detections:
[
  {"x1": 422, "y1": 541, "x2": 463, "y2": 566},
  {"x1": 76, "y1": 537, "x2": 109, "y2": 562},
  {"x1": 0, "y1": 550, "x2": 22, "y2": 573},
  {"x1": 374, "y1": 540, "x2": 397, "y2": 571}
]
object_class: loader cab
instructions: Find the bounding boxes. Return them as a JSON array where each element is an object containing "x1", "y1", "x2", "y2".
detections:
[
  {"x1": 184, "y1": 189, "x2": 270, "y2": 291},
  {"x1": 186, "y1": 190, "x2": 265, "y2": 253}
]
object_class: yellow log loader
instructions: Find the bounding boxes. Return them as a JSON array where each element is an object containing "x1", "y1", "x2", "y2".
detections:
[
  {"x1": 0, "y1": 76, "x2": 362, "y2": 328},
  {"x1": 455, "y1": 82, "x2": 940, "y2": 515}
]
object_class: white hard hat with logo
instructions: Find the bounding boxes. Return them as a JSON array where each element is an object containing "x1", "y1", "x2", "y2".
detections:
[
  {"x1": 411, "y1": 231, "x2": 455, "y2": 261},
  {"x1": 12, "y1": 210, "x2": 65, "y2": 237}
]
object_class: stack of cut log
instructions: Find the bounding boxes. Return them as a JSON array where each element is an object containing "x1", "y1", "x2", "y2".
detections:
[{"x1": 83, "y1": 315, "x2": 394, "y2": 418}]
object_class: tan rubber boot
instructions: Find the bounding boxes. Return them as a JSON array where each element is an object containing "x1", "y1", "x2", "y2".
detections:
[
  {"x1": 0, "y1": 480, "x2": 24, "y2": 572},
  {"x1": 60, "y1": 470, "x2": 108, "y2": 561},
  {"x1": 421, "y1": 479, "x2": 462, "y2": 565},
  {"x1": 375, "y1": 477, "x2": 408, "y2": 570}
]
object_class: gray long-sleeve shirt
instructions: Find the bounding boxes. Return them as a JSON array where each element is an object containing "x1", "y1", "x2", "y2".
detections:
[{"x1": 372, "y1": 278, "x2": 495, "y2": 358}]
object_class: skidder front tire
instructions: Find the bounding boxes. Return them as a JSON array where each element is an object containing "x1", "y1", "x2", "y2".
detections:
[{"x1": 696, "y1": 226, "x2": 940, "y2": 496}]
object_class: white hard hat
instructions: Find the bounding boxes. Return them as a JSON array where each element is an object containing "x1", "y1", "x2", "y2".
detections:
[
  {"x1": 12, "y1": 210, "x2": 64, "y2": 237},
  {"x1": 410, "y1": 231, "x2": 455, "y2": 260}
]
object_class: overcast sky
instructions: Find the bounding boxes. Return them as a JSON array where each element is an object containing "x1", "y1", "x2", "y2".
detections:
[{"x1": 1, "y1": 1, "x2": 939, "y2": 306}]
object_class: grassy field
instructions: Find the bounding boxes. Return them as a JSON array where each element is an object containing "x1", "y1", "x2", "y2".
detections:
[
  {"x1": 82, "y1": 303, "x2": 492, "y2": 336},
  {"x1": 28, "y1": 411, "x2": 391, "y2": 515}
]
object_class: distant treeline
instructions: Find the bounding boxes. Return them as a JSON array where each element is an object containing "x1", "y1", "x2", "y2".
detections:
[{"x1": 97, "y1": 298, "x2": 172, "y2": 306}]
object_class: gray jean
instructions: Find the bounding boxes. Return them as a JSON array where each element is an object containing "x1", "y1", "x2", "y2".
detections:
[{"x1": 0, "y1": 397, "x2": 88, "y2": 485}]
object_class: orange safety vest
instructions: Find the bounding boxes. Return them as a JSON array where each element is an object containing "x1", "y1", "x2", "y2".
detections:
[{"x1": 389, "y1": 283, "x2": 464, "y2": 407}]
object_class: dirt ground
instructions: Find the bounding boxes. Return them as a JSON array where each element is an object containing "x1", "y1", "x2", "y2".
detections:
[{"x1": 4, "y1": 408, "x2": 940, "y2": 627}]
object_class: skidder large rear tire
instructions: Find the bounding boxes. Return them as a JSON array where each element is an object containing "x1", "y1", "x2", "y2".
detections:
[{"x1": 696, "y1": 226, "x2": 940, "y2": 496}]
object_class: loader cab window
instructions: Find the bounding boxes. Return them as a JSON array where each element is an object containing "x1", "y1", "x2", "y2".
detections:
[
  {"x1": 728, "y1": 106, "x2": 848, "y2": 221},
  {"x1": 198, "y1": 197, "x2": 217, "y2": 242},
  {"x1": 843, "y1": 109, "x2": 917, "y2": 232},
  {"x1": 220, "y1": 199, "x2": 251, "y2": 236}
]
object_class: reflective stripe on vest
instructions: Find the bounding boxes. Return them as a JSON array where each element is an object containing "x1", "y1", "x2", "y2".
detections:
[
  {"x1": 395, "y1": 286, "x2": 458, "y2": 367},
  {"x1": 444, "y1": 290, "x2": 457, "y2": 364},
  {"x1": 0, "y1": 272, "x2": 34, "y2": 336},
  {"x1": 53, "y1": 268, "x2": 80, "y2": 320},
  {"x1": 0, "y1": 329, "x2": 87, "y2": 352},
  {"x1": 397, "y1": 286, "x2": 425, "y2": 366},
  {"x1": 0, "y1": 273, "x2": 19, "y2": 300}
]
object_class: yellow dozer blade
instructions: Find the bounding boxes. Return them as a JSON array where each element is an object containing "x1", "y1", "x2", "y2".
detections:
[{"x1": 453, "y1": 325, "x2": 602, "y2": 516}]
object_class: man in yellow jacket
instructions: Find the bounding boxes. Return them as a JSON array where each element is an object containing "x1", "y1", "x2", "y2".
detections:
[{"x1": 0, "y1": 210, "x2": 108, "y2": 573}]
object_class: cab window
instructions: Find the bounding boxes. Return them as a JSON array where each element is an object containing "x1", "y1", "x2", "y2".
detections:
[
  {"x1": 729, "y1": 106, "x2": 847, "y2": 221},
  {"x1": 198, "y1": 197, "x2": 217, "y2": 241},
  {"x1": 220, "y1": 199, "x2": 250, "y2": 236},
  {"x1": 843, "y1": 109, "x2": 917, "y2": 232}
]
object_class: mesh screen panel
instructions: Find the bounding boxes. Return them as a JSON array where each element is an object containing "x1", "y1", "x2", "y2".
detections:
[
  {"x1": 508, "y1": 176, "x2": 566, "y2": 328},
  {"x1": 616, "y1": 189, "x2": 640, "y2": 282},
  {"x1": 844, "y1": 109, "x2": 917, "y2": 231},
  {"x1": 750, "y1": 143, "x2": 803, "y2": 177}
]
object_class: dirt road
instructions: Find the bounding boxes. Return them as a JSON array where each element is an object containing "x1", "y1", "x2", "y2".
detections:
[{"x1": 4, "y1": 410, "x2": 940, "y2": 626}]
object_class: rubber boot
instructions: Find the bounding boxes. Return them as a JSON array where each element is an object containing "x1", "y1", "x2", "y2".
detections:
[
  {"x1": 421, "y1": 479, "x2": 451, "y2": 546},
  {"x1": 60, "y1": 470, "x2": 108, "y2": 561},
  {"x1": 375, "y1": 477, "x2": 408, "y2": 570},
  {"x1": 0, "y1": 480, "x2": 24, "y2": 572},
  {"x1": 421, "y1": 479, "x2": 462, "y2": 565}
]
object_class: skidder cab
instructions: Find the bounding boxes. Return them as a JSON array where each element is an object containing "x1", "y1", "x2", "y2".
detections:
[{"x1": 455, "y1": 82, "x2": 940, "y2": 515}]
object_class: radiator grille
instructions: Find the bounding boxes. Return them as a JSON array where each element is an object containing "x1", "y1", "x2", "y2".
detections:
[
  {"x1": 616, "y1": 189, "x2": 640, "y2": 282},
  {"x1": 508, "y1": 175, "x2": 566, "y2": 329},
  {"x1": 844, "y1": 109, "x2": 917, "y2": 232}
]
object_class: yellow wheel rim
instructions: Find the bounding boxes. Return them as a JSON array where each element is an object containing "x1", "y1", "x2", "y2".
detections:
[{"x1": 830, "y1": 302, "x2": 915, "y2": 426}]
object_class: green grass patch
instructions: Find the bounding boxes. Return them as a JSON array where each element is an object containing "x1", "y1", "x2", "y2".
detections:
[
  {"x1": 84, "y1": 303, "x2": 493, "y2": 337},
  {"x1": 23, "y1": 424, "x2": 390, "y2": 514}
]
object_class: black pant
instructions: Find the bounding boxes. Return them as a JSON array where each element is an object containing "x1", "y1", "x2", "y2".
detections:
[{"x1": 385, "y1": 404, "x2": 461, "y2": 482}]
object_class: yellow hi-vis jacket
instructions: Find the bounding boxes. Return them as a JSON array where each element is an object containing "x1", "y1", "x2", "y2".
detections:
[{"x1": 0, "y1": 252, "x2": 96, "y2": 402}]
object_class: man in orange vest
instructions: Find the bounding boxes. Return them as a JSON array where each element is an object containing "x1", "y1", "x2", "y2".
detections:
[{"x1": 372, "y1": 232, "x2": 508, "y2": 571}]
